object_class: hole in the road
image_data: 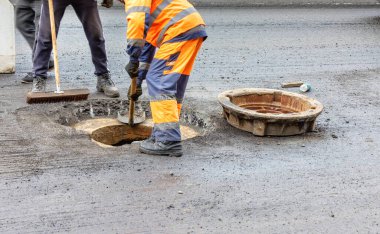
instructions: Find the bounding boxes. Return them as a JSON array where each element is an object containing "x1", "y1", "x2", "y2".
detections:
[
  {"x1": 90, "y1": 122, "x2": 152, "y2": 146},
  {"x1": 17, "y1": 99, "x2": 217, "y2": 148},
  {"x1": 72, "y1": 118, "x2": 201, "y2": 147},
  {"x1": 15, "y1": 99, "x2": 210, "y2": 147},
  {"x1": 50, "y1": 99, "x2": 206, "y2": 147}
]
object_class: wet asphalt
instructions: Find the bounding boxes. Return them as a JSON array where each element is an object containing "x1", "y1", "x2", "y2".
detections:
[{"x1": 0, "y1": 6, "x2": 380, "y2": 233}]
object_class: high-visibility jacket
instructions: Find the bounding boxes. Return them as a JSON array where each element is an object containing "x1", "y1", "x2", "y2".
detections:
[{"x1": 125, "y1": 0, "x2": 206, "y2": 60}]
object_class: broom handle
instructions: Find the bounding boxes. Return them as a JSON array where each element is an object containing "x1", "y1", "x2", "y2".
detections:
[
  {"x1": 128, "y1": 77, "x2": 137, "y2": 125},
  {"x1": 48, "y1": 0, "x2": 62, "y2": 93}
]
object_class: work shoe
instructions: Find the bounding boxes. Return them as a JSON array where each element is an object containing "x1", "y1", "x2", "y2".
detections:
[
  {"x1": 21, "y1": 72, "x2": 34, "y2": 84},
  {"x1": 96, "y1": 73, "x2": 120, "y2": 98},
  {"x1": 139, "y1": 140, "x2": 183, "y2": 157},
  {"x1": 144, "y1": 134, "x2": 156, "y2": 144},
  {"x1": 23, "y1": 58, "x2": 54, "y2": 84},
  {"x1": 32, "y1": 77, "x2": 46, "y2": 93}
]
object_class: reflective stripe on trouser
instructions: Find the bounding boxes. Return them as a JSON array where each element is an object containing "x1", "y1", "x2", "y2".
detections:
[{"x1": 147, "y1": 38, "x2": 204, "y2": 142}]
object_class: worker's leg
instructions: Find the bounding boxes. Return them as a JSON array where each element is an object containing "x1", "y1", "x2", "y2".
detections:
[
  {"x1": 71, "y1": 0, "x2": 108, "y2": 76},
  {"x1": 141, "y1": 38, "x2": 204, "y2": 156},
  {"x1": 175, "y1": 38, "x2": 204, "y2": 116},
  {"x1": 33, "y1": 0, "x2": 68, "y2": 79},
  {"x1": 15, "y1": 1, "x2": 54, "y2": 84},
  {"x1": 15, "y1": 5, "x2": 36, "y2": 50},
  {"x1": 70, "y1": 0, "x2": 119, "y2": 97},
  {"x1": 31, "y1": 0, "x2": 42, "y2": 60}
]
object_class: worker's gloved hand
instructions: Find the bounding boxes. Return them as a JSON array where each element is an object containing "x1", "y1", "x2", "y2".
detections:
[
  {"x1": 101, "y1": 0, "x2": 113, "y2": 8},
  {"x1": 125, "y1": 61, "x2": 139, "y2": 79},
  {"x1": 128, "y1": 84, "x2": 142, "y2": 101}
]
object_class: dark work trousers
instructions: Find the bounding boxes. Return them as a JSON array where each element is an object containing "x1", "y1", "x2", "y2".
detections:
[
  {"x1": 14, "y1": 0, "x2": 42, "y2": 61},
  {"x1": 33, "y1": 0, "x2": 109, "y2": 78}
]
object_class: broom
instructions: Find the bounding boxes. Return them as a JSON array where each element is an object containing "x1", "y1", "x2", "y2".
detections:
[{"x1": 26, "y1": 0, "x2": 89, "y2": 104}]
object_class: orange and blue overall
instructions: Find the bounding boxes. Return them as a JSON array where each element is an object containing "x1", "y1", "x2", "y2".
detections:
[{"x1": 125, "y1": 0, "x2": 207, "y2": 142}]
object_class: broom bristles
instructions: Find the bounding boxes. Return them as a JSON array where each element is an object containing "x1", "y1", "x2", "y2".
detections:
[{"x1": 26, "y1": 89, "x2": 90, "y2": 104}]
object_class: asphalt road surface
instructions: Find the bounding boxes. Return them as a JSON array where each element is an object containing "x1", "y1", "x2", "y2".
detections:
[{"x1": 0, "y1": 7, "x2": 379, "y2": 233}]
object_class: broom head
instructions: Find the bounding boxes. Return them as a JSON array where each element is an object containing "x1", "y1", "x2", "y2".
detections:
[{"x1": 26, "y1": 89, "x2": 90, "y2": 104}]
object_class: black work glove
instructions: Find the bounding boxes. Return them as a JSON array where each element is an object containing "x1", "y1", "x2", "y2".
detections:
[
  {"x1": 101, "y1": 0, "x2": 113, "y2": 8},
  {"x1": 125, "y1": 61, "x2": 139, "y2": 79},
  {"x1": 128, "y1": 84, "x2": 142, "y2": 101}
]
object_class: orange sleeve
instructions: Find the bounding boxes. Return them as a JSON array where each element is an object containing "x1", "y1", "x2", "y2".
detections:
[{"x1": 125, "y1": 0, "x2": 152, "y2": 59}]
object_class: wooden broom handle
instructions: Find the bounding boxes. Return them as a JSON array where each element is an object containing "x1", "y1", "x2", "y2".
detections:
[{"x1": 48, "y1": 0, "x2": 62, "y2": 93}]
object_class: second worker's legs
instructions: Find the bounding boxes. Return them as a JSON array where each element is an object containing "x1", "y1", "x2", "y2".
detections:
[
  {"x1": 71, "y1": 0, "x2": 119, "y2": 98},
  {"x1": 71, "y1": 0, "x2": 108, "y2": 75}
]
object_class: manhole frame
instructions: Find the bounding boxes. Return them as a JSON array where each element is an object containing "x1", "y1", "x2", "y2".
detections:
[{"x1": 218, "y1": 88, "x2": 324, "y2": 136}]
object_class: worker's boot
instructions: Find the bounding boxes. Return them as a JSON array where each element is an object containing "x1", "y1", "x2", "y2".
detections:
[
  {"x1": 21, "y1": 72, "x2": 34, "y2": 84},
  {"x1": 32, "y1": 77, "x2": 46, "y2": 92},
  {"x1": 144, "y1": 131, "x2": 156, "y2": 144},
  {"x1": 139, "y1": 140, "x2": 183, "y2": 157},
  {"x1": 96, "y1": 73, "x2": 120, "y2": 98},
  {"x1": 23, "y1": 58, "x2": 54, "y2": 84}
]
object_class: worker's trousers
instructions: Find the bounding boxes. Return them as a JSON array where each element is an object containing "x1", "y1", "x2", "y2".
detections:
[
  {"x1": 14, "y1": 0, "x2": 41, "y2": 60},
  {"x1": 147, "y1": 37, "x2": 204, "y2": 143},
  {"x1": 33, "y1": 0, "x2": 108, "y2": 78}
]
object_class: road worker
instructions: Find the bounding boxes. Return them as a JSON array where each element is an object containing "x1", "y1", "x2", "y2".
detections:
[{"x1": 124, "y1": 0, "x2": 207, "y2": 157}]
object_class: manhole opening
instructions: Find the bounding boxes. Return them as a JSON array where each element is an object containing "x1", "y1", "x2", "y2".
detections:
[
  {"x1": 78, "y1": 118, "x2": 202, "y2": 147},
  {"x1": 37, "y1": 99, "x2": 209, "y2": 147},
  {"x1": 90, "y1": 124, "x2": 152, "y2": 146}
]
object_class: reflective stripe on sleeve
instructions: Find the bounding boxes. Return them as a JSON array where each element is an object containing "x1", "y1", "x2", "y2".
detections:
[
  {"x1": 149, "y1": 0, "x2": 172, "y2": 26},
  {"x1": 126, "y1": 6, "x2": 151, "y2": 16}
]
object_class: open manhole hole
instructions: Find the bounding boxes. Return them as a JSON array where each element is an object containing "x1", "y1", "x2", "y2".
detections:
[
  {"x1": 218, "y1": 88, "x2": 323, "y2": 136},
  {"x1": 73, "y1": 118, "x2": 199, "y2": 147},
  {"x1": 48, "y1": 99, "x2": 204, "y2": 147}
]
